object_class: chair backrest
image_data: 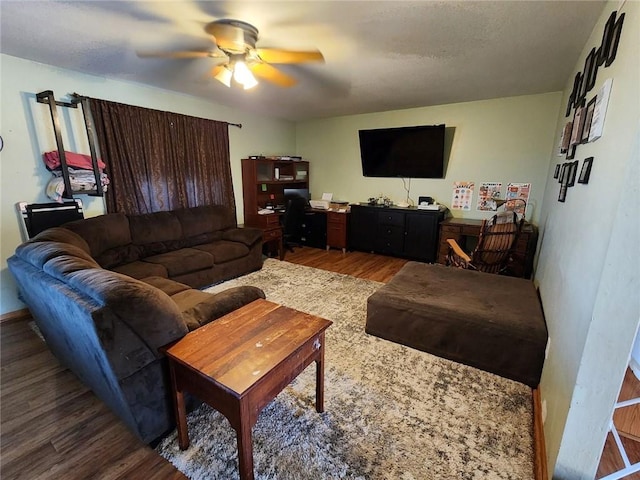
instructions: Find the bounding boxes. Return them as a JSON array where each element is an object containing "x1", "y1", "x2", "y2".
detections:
[
  {"x1": 471, "y1": 212, "x2": 523, "y2": 274},
  {"x1": 282, "y1": 195, "x2": 308, "y2": 239},
  {"x1": 17, "y1": 200, "x2": 84, "y2": 240}
]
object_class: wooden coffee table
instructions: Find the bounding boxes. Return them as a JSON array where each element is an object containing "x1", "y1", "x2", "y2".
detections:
[{"x1": 162, "y1": 299, "x2": 332, "y2": 480}]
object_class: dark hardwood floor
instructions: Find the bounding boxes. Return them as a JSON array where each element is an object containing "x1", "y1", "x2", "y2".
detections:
[
  {"x1": 5, "y1": 247, "x2": 622, "y2": 479},
  {"x1": 281, "y1": 246, "x2": 408, "y2": 283},
  {"x1": 0, "y1": 313, "x2": 187, "y2": 480}
]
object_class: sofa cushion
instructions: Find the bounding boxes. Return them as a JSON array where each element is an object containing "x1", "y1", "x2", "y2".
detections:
[
  {"x1": 64, "y1": 213, "x2": 131, "y2": 258},
  {"x1": 65, "y1": 268, "x2": 188, "y2": 354},
  {"x1": 141, "y1": 276, "x2": 192, "y2": 296},
  {"x1": 181, "y1": 231, "x2": 222, "y2": 248},
  {"x1": 112, "y1": 261, "x2": 168, "y2": 280},
  {"x1": 171, "y1": 290, "x2": 211, "y2": 311},
  {"x1": 174, "y1": 205, "x2": 236, "y2": 236},
  {"x1": 30, "y1": 227, "x2": 91, "y2": 254},
  {"x1": 43, "y1": 255, "x2": 101, "y2": 280},
  {"x1": 94, "y1": 244, "x2": 143, "y2": 269},
  {"x1": 193, "y1": 241, "x2": 250, "y2": 264},
  {"x1": 221, "y1": 227, "x2": 263, "y2": 247},
  {"x1": 15, "y1": 241, "x2": 97, "y2": 269},
  {"x1": 129, "y1": 211, "x2": 182, "y2": 246},
  {"x1": 173, "y1": 286, "x2": 266, "y2": 330},
  {"x1": 142, "y1": 248, "x2": 214, "y2": 276}
]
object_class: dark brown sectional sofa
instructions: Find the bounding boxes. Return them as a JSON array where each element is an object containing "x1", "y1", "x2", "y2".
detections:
[{"x1": 8, "y1": 204, "x2": 266, "y2": 443}]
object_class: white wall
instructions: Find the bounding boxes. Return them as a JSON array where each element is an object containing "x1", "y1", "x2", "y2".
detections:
[
  {"x1": 534, "y1": 1, "x2": 639, "y2": 477},
  {"x1": 296, "y1": 92, "x2": 562, "y2": 225},
  {"x1": 0, "y1": 54, "x2": 296, "y2": 315}
]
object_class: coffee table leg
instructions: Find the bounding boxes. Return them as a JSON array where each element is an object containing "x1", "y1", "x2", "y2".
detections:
[
  {"x1": 169, "y1": 362, "x2": 190, "y2": 450},
  {"x1": 315, "y1": 333, "x2": 325, "y2": 413},
  {"x1": 236, "y1": 409, "x2": 255, "y2": 480}
]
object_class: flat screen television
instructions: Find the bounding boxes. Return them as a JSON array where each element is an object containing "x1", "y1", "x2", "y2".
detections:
[{"x1": 358, "y1": 124, "x2": 446, "y2": 178}]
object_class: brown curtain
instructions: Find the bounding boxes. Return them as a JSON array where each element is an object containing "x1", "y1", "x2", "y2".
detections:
[{"x1": 90, "y1": 98, "x2": 235, "y2": 215}]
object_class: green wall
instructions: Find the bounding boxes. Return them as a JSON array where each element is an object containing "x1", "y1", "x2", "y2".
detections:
[
  {"x1": 535, "y1": 1, "x2": 639, "y2": 477},
  {"x1": 2, "y1": 7, "x2": 638, "y2": 475},
  {"x1": 296, "y1": 92, "x2": 562, "y2": 226},
  {"x1": 0, "y1": 54, "x2": 296, "y2": 314}
]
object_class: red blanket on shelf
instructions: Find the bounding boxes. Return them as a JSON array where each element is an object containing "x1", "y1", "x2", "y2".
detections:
[{"x1": 43, "y1": 150, "x2": 106, "y2": 171}]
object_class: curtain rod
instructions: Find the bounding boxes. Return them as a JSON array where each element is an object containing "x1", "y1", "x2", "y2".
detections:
[{"x1": 72, "y1": 93, "x2": 244, "y2": 128}]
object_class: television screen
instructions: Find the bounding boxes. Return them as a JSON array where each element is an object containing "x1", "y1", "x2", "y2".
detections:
[{"x1": 358, "y1": 124, "x2": 446, "y2": 178}]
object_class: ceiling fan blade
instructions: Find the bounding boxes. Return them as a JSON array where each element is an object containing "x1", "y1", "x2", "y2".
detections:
[
  {"x1": 137, "y1": 50, "x2": 210, "y2": 59},
  {"x1": 137, "y1": 49, "x2": 227, "y2": 59},
  {"x1": 254, "y1": 48, "x2": 324, "y2": 64},
  {"x1": 210, "y1": 65, "x2": 227, "y2": 77},
  {"x1": 249, "y1": 63, "x2": 297, "y2": 87}
]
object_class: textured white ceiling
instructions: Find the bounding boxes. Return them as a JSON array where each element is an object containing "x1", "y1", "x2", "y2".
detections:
[{"x1": 0, "y1": 1, "x2": 606, "y2": 121}]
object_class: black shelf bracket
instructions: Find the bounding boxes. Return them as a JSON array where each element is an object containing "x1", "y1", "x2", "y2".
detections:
[{"x1": 36, "y1": 90, "x2": 103, "y2": 198}]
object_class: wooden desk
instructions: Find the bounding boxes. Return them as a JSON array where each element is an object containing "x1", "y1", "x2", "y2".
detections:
[
  {"x1": 301, "y1": 209, "x2": 350, "y2": 252},
  {"x1": 163, "y1": 299, "x2": 332, "y2": 480},
  {"x1": 324, "y1": 210, "x2": 349, "y2": 253},
  {"x1": 437, "y1": 218, "x2": 538, "y2": 279},
  {"x1": 244, "y1": 213, "x2": 284, "y2": 260}
]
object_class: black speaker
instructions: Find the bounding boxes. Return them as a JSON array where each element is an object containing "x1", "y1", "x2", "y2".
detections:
[{"x1": 418, "y1": 196, "x2": 434, "y2": 205}]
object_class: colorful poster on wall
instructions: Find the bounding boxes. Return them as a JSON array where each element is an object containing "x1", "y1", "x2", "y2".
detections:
[
  {"x1": 477, "y1": 182, "x2": 503, "y2": 211},
  {"x1": 505, "y1": 183, "x2": 531, "y2": 217},
  {"x1": 452, "y1": 182, "x2": 474, "y2": 210}
]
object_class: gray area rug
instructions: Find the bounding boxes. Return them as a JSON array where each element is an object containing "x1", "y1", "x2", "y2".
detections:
[{"x1": 156, "y1": 259, "x2": 534, "y2": 479}]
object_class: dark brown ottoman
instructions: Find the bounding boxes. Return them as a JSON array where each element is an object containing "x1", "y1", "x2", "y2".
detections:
[{"x1": 365, "y1": 262, "x2": 547, "y2": 387}]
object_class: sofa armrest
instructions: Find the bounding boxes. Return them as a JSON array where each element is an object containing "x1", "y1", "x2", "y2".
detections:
[
  {"x1": 182, "y1": 286, "x2": 266, "y2": 329},
  {"x1": 66, "y1": 269, "x2": 188, "y2": 355},
  {"x1": 222, "y1": 227, "x2": 263, "y2": 247}
]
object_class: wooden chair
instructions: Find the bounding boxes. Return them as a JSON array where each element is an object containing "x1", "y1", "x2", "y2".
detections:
[
  {"x1": 446, "y1": 211, "x2": 523, "y2": 274},
  {"x1": 281, "y1": 195, "x2": 308, "y2": 252}
]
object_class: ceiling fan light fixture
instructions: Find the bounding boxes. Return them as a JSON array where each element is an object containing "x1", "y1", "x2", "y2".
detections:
[
  {"x1": 233, "y1": 61, "x2": 258, "y2": 89},
  {"x1": 214, "y1": 66, "x2": 232, "y2": 88}
]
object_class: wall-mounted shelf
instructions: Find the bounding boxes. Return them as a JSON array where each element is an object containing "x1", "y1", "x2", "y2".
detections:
[{"x1": 36, "y1": 90, "x2": 103, "y2": 199}]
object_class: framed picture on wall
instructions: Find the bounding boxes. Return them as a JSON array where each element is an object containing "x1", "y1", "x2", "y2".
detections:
[
  {"x1": 554, "y1": 164, "x2": 561, "y2": 179},
  {"x1": 558, "y1": 162, "x2": 570, "y2": 202},
  {"x1": 598, "y1": 11, "x2": 617, "y2": 66},
  {"x1": 578, "y1": 157, "x2": 594, "y2": 184},
  {"x1": 570, "y1": 102, "x2": 586, "y2": 146},
  {"x1": 566, "y1": 72, "x2": 583, "y2": 117},
  {"x1": 583, "y1": 48, "x2": 598, "y2": 95},
  {"x1": 558, "y1": 182, "x2": 568, "y2": 202},
  {"x1": 581, "y1": 96, "x2": 597, "y2": 143},
  {"x1": 605, "y1": 13, "x2": 625, "y2": 67},
  {"x1": 558, "y1": 163, "x2": 566, "y2": 183},
  {"x1": 567, "y1": 161, "x2": 579, "y2": 187},
  {"x1": 566, "y1": 144, "x2": 577, "y2": 160},
  {"x1": 561, "y1": 122, "x2": 573, "y2": 152}
]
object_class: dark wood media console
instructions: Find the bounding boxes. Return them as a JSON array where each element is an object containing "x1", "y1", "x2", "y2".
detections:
[{"x1": 349, "y1": 203, "x2": 445, "y2": 263}]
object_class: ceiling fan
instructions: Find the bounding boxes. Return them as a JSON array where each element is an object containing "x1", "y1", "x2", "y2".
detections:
[{"x1": 138, "y1": 19, "x2": 324, "y2": 89}]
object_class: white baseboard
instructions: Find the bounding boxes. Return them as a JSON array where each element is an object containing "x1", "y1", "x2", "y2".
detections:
[{"x1": 629, "y1": 358, "x2": 640, "y2": 381}]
